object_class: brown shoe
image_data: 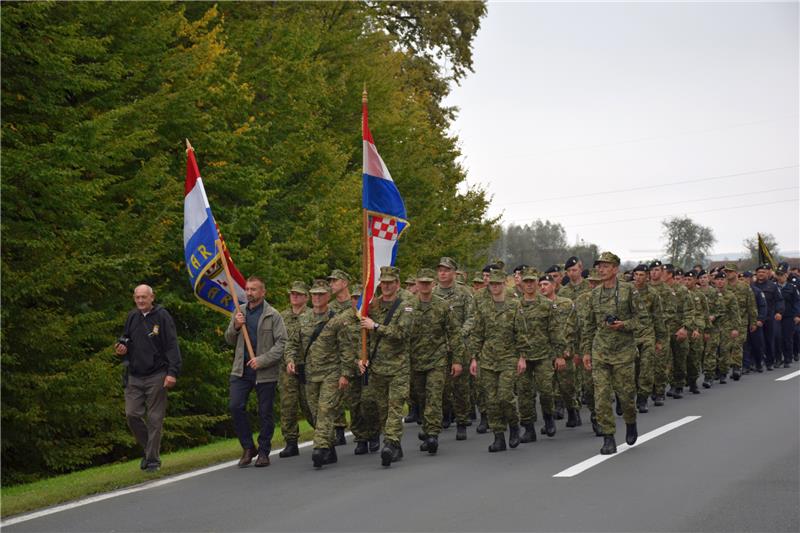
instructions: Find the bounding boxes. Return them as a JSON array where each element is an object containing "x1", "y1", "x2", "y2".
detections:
[
  {"x1": 238, "y1": 447, "x2": 256, "y2": 467},
  {"x1": 254, "y1": 451, "x2": 271, "y2": 468}
]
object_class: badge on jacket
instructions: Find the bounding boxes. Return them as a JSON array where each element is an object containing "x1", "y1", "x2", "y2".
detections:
[{"x1": 149, "y1": 324, "x2": 160, "y2": 337}]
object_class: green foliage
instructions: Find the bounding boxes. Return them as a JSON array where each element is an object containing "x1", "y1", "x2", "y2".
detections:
[
  {"x1": 661, "y1": 216, "x2": 716, "y2": 270},
  {"x1": 1, "y1": 1, "x2": 492, "y2": 483}
]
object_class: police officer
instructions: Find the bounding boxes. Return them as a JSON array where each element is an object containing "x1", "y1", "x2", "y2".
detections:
[
  {"x1": 775, "y1": 264, "x2": 800, "y2": 368},
  {"x1": 753, "y1": 264, "x2": 785, "y2": 370}
]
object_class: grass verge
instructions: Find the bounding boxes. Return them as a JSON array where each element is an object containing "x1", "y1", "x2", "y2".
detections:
[{"x1": 1, "y1": 422, "x2": 315, "y2": 519}]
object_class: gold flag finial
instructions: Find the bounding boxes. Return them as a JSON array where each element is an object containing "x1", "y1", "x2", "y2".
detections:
[
  {"x1": 362, "y1": 83, "x2": 368, "y2": 104},
  {"x1": 186, "y1": 139, "x2": 194, "y2": 153}
]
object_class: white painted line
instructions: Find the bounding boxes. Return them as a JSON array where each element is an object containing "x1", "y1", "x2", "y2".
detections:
[
  {"x1": 1, "y1": 433, "x2": 345, "y2": 527},
  {"x1": 553, "y1": 416, "x2": 701, "y2": 478},
  {"x1": 775, "y1": 369, "x2": 800, "y2": 381}
]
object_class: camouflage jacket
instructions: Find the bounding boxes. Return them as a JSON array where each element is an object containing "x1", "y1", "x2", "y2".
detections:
[
  {"x1": 514, "y1": 295, "x2": 566, "y2": 362},
  {"x1": 580, "y1": 280, "x2": 644, "y2": 364},
  {"x1": 673, "y1": 283, "x2": 697, "y2": 332},
  {"x1": 727, "y1": 281, "x2": 758, "y2": 328},
  {"x1": 284, "y1": 309, "x2": 336, "y2": 368},
  {"x1": 329, "y1": 298, "x2": 351, "y2": 316},
  {"x1": 406, "y1": 296, "x2": 466, "y2": 370},
  {"x1": 433, "y1": 283, "x2": 474, "y2": 344},
  {"x1": 688, "y1": 287, "x2": 710, "y2": 333},
  {"x1": 634, "y1": 284, "x2": 667, "y2": 343},
  {"x1": 560, "y1": 279, "x2": 591, "y2": 302},
  {"x1": 573, "y1": 290, "x2": 593, "y2": 354},
  {"x1": 469, "y1": 297, "x2": 519, "y2": 371},
  {"x1": 550, "y1": 295, "x2": 577, "y2": 356},
  {"x1": 365, "y1": 296, "x2": 411, "y2": 376},
  {"x1": 280, "y1": 307, "x2": 312, "y2": 364},
  {"x1": 304, "y1": 308, "x2": 361, "y2": 381}
]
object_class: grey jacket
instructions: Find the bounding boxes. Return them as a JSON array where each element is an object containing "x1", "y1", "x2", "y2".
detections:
[{"x1": 225, "y1": 302, "x2": 288, "y2": 383}]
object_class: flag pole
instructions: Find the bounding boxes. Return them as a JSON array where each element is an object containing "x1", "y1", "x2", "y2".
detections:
[
  {"x1": 216, "y1": 239, "x2": 256, "y2": 362},
  {"x1": 360, "y1": 85, "x2": 369, "y2": 364}
]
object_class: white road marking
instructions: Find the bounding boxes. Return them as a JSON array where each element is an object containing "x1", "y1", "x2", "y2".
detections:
[
  {"x1": 553, "y1": 416, "x2": 701, "y2": 478},
  {"x1": 1, "y1": 434, "x2": 336, "y2": 527},
  {"x1": 775, "y1": 369, "x2": 800, "y2": 381}
]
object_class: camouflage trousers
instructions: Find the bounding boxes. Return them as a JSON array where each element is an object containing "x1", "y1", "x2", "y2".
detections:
[
  {"x1": 361, "y1": 371, "x2": 409, "y2": 445},
  {"x1": 518, "y1": 358, "x2": 554, "y2": 424},
  {"x1": 279, "y1": 365, "x2": 313, "y2": 441},
  {"x1": 472, "y1": 373, "x2": 485, "y2": 415},
  {"x1": 725, "y1": 333, "x2": 746, "y2": 369},
  {"x1": 306, "y1": 374, "x2": 344, "y2": 449},
  {"x1": 671, "y1": 336, "x2": 690, "y2": 388},
  {"x1": 412, "y1": 366, "x2": 447, "y2": 436},
  {"x1": 687, "y1": 336, "x2": 704, "y2": 386},
  {"x1": 582, "y1": 364, "x2": 595, "y2": 415},
  {"x1": 635, "y1": 338, "x2": 655, "y2": 399},
  {"x1": 346, "y1": 376, "x2": 370, "y2": 442},
  {"x1": 703, "y1": 331, "x2": 722, "y2": 379},
  {"x1": 593, "y1": 360, "x2": 636, "y2": 435},
  {"x1": 407, "y1": 363, "x2": 419, "y2": 414},
  {"x1": 480, "y1": 367, "x2": 520, "y2": 433},
  {"x1": 443, "y1": 364, "x2": 472, "y2": 424},
  {"x1": 554, "y1": 358, "x2": 579, "y2": 410},
  {"x1": 653, "y1": 335, "x2": 672, "y2": 396}
]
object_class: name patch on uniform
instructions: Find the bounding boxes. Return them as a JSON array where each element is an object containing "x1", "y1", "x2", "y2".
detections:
[{"x1": 404, "y1": 307, "x2": 414, "y2": 312}]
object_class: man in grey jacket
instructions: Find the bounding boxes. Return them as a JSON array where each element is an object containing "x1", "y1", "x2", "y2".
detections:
[{"x1": 225, "y1": 276, "x2": 288, "y2": 467}]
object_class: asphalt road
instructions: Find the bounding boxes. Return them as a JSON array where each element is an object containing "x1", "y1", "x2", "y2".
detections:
[{"x1": 6, "y1": 367, "x2": 799, "y2": 533}]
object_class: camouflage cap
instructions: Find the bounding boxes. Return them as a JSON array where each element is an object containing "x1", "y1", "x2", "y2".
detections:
[
  {"x1": 492, "y1": 257, "x2": 506, "y2": 269},
  {"x1": 309, "y1": 279, "x2": 331, "y2": 294},
  {"x1": 594, "y1": 251, "x2": 621, "y2": 266},
  {"x1": 472, "y1": 273, "x2": 484, "y2": 283},
  {"x1": 350, "y1": 284, "x2": 363, "y2": 297},
  {"x1": 288, "y1": 280, "x2": 309, "y2": 295},
  {"x1": 521, "y1": 266, "x2": 539, "y2": 281},
  {"x1": 379, "y1": 265, "x2": 400, "y2": 282},
  {"x1": 723, "y1": 262, "x2": 738, "y2": 272},
  {"x1": 405, "y1": 276, "x2": 417, "y2": 285},
  {"x1": 437, "y1": 257, "x2": 458, "y2": 270},
  {"x1": 587, "y1": 269, "x2": 602, "y2": 281},
  {"x1": 326, "y1": 269, "x2": 351, "y2": 282},
  {"x1": 488, "y1": 269, "x2": 506, "y2": 283},
  {"x1": 416, "y1": 268, "x2": 436, "y2": 282}
]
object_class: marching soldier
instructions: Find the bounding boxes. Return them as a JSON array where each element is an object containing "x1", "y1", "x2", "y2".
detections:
[
  {"x1": 723, "y1": 263, "x2": 758, "y2": 379},
  {"x1": 684, "y1": 271, "x2": 709, "y2": 394},
  {"x1": 631, "y1": 264, "x2": 666, "y2": 412}
]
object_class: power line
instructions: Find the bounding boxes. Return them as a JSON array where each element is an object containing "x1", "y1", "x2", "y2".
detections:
[
  {"x1": 498, "y1": 165, "x2": 799, "y2": 207},
  {"x1": 563, "y1": 199, "x2": 799, "y2": 228},
  {"x1": 505, "y1": 186, "x2": 799, "y2": 223}
]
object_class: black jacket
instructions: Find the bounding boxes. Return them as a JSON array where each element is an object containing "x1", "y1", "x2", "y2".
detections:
[{"x1": 122, "y1": 305, "x2": 181, "y2": 378}]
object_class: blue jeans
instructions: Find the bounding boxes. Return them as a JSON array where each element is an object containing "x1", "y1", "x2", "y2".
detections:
[{"x1": 229, "y1": 370, "x2": 276, "y2": 452}]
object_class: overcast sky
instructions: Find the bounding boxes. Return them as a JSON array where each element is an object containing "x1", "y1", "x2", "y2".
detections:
[{"x1": 444, "y1": 1, "x2": 799, "y2": 261}]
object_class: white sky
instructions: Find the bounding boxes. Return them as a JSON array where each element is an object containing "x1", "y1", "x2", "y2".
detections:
[{"x1": 444, "y1": 1, "x2": 800, "y2": 261}]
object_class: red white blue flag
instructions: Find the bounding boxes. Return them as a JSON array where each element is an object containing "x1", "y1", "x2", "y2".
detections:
[
  {"x1": 358, "y1": 97, "x2": 409, "y2": 317},
  {"x1": 183, "y1": 141, "x2": 246, "y2": 314}
]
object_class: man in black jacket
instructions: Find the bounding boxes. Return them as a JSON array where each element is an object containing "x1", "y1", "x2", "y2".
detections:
[{"x1": 115, "y1": 284, "x2": 181, "y2": 472}]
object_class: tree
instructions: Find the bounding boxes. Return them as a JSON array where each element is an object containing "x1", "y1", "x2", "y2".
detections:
[
  {"x1": 489, "y1": 219, "x2": 599, "y2": 271},
  {"x1": 661, "y1": 216, "x2": 716, "y2": 269},
  {"x1": 743, "y1": 233, "x2": 781, "y2": 269}
]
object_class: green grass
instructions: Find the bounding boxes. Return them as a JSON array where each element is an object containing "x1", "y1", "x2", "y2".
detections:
[{"x1": 1, "y1": 422, "x2": 315, "y2": 519}]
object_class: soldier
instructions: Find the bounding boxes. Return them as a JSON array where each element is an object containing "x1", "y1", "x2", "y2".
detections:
[
  {"x1": 433, "y1": 257, "x2": 474, "y2": 441},
  {"x1": 512, "y1": 265, "x2": 527, "y2": 299},
  {"x1": 539, "y1": 274, "x2": 580, "y2": 428},
  {"x1": 404, "y1": 277, "x2": 419, "y2": 295},
  {"x1": 683, "y1": 271, "x2": 709, "y2": 394},
  {"x1": 296, "y1": 281, "x2": 360, "y2": 468},
  {"x1": 580, "y1": 252, "x2": 642, "y2": 455},
  {"x1": 575, "y1": 268, "x2": 603, "y2": 435},
  {"x1": 631, "y1": 264, "x2": 666, "y2": 412},
  {"x1": 284, "y1": 281, "x2": 338, "y2": 453},
  {"x1": 664, "y1": 264, "x2": 695, "y2": 398},
  {"x1": 327, "y1": 270, "x2": 353, "y2": 315},
  {"x1": 408, "y1": 268, "x2": 466, "y2": 454},
  {"x1": 648, "y1": 260, "x2": 675, "y2": 405},
  {"x1": 468, "y1": 264, "x2": 501, "y2": 433},
  {"x1": 753, "y1": 263, "x2": 785, "y2": 370},
  {"x1": 469, "y1": 269, "x2": 522, "y2": 452},
  {"x1": 472, "y1": 272, "x2": 486, "y2": 292},
  {"x1": 775, "y1": 265, "x2": 800, "y2": 368},
  {"x1": 545, "y1": 265, "x2": 564, "y2": 294},
  {"x1": 278, "y1": 281, "x2": 313, "y2": 458},
  {"x1": 704, "y1": 271, "x2": 741, "y2": 387},
  {"x1": 723, "y1": 263, "x2": 759, "y2": 378},
  {"x1": 515, "y1": 267, "x2": 566, "y2": 441},
  {"x1": 561, "y1": 256, "x2": 591, "y2": 301},
  {"x1": 359, "y1": 266, "x2": 411, "y2": 467}
]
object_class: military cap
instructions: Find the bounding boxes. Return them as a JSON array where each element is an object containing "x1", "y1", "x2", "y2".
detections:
[
  {"x1": 587, "y1": 269, "x2": 602, "y2": 281},
  {"x1": 684, "y1": 270, "x2": 697, "y2": 279},
  {"x1": 379, "y1": 265, "x2": 400, "y2": 282},
  {"x1": 327, "y1": 269, "x2": 351, "y2": 282},
  {"x1": 674, "y1": 268, "x2": 684, "y2": 276},
  {"x1": 405, "y1": 276, "x2": 417, "y2": 285},
  {"x1": 581, "y1": 268, "x2": 590, "y2": 279},
  {"x1": 521, "y1": 266, "x2": 539, "y2": 281},
  {"x1": 309, "y1": 279, "x2": 331, "y2": 294},
  {"x1": 488, "y1": 270, "x2": 506, "y2": 283},
  {"x1": 664, "y1": 263, "x2": 675, "y2": 272},
  {"x1": 756, "y1": 263, "x2": 772, "y2": 271},
  {"x1": 742, "y1": 270, "x2": 753, "y2": 278},
  {"x1": 437, "y1": 257, "x2": 458, "y2": 270},
  {"x1": 713, "y1": 271, "x2": 727, "y2": 280},
  {"x1": 350, "y1": 284, "x2": 363, "y2": 297},
  {"x1": 288, "y1": 280, "x2": 309, "y2": 295},
  {"x1": 513, "y1": 264, "x2": 529, "y2": 274},
  {"x1": 545, "y1": 265, "x2": 561, "y2": 274},
  {"x1": 649, "y1": 259, "x2": 663, "y2": 269},
  {"x1": 472, "y1": 273, "x2": 484, "y2": 283},
  {"x1": 698, "y1": 269, "x2": 707, "y2": 277},
  {"x1": 777, "y1": 261, "x2": 790, "y2": 271},
  {"x1": 565, "y1": 256, "x2": 580, "y2": 269},
  {"x1": 776, "y1": 264, "x2": 789, "y2": 275},
  {"x1": 632, "y1": 264, "x2": 649, "y2": 273},
  {"x1": 492, "y1": 258, "x2": 506, "y2": 269},
  {"x1": 723, "y1": 262, "x2": 738, "y2": 271},
  {"x1": 538, "y1": 274, "x2": 554, "y2": 283},
  {"x1": 594, "y1": 251, "x2": 621, "y2": 266},
  {"x1": 416, "y1": 268, "x2": 436, "y2": 282},
  {"x1": 482, "y1": 264, "x2": 495, "y2": 273}
]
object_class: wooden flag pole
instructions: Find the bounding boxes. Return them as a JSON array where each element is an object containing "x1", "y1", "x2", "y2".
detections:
[
  {"x1": 216, "y1": 238, "x2": 256, "y2": 361},
  {"x1": 360, "y1": 86, "x2": 369, "y2": 363}
]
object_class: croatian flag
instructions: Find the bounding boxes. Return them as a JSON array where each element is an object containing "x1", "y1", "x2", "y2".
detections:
[
  {"x1": 183, "y1": 141, "x2": 247, "y2": 314},
  {"x1": 358, "y1": 97, "x2": 409, "y2": 317}
]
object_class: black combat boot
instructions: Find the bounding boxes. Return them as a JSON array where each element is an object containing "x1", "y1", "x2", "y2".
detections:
[
  {"x1": 636, "y1": 397, "x2": 648, "y2": 413},
  {"x1": 456, "y1": 424, "x2": 467, "y2": 441},
  {"x1": 689, "y1": 382, "x2": 700, "y2": 394},
  {"x1": 600, "y1": 434, "x2": 617, "y2": 455},
  {"x1": 368, "y1": 435, "x2": 381, "y2": 453},
  {"x1": 625, "y1": 423, "x2": 638, "y2": 446},
  {"x1": 425, "y1": 435, "x2": 438, "y2": 455},
  {"x1": 666, "y1": 388, "x2": 675, "y2": 398},
  {"x1": 476, "y1": 413, "x2": 489, "y2": 434},
  {"x1": 325, "y1": 446, "x2": 338, "y2": 465},
  {"x1": 418, "y1": 431, "x2": 427, "y2": 441},
  {"x1": 566, "y1": 408, "x2": 579, "y2": 427},
  {"x1": 381, "y1": 442, "x2": 394, "y2": 467},
  {"x1": 334, "y1": 427, "x2": 347, "y2": 446},
  {"x1": 543, "y1": 414, "x2": 557, "y2": 437},
  {"x1": 488, "y1": 432, "x2": 507, "y2": 453},
  {"x1": 508, "y1": 425, "x2": 520, "y2": 448},
  {"x1": 653, "y1": 394, "x2": 665, "y2": 406},
  {"x1": 615, "y1": 395, "x2": 623, "y2": 416},
  {"x1": 731, "y1": 367, "x2": 741, "y2": 381},
  {"x1": 354, "y1": 440, "x2": 368, "y2": 455},
  {"x1": 312, "y1": 448, "x2": 325, "y2": 468},
  {"x1": 591, "y1": 414, "x2": 602, "y2": 437},
  {"x1": 520, "y1": 422, "x2": 537, "y2": 443},
  {"x1": 442, "y1": 410, "x2": 452, "y2": 429},
  {"x1": 554, "y1": 403, "x2": 565, "y2": 420},
  {"x1": 403, "y1": 405, "x2": 419, "y2": 424},
  {"x1": 718, "y1": 370, "x2": 728, "y2": 383},
  {"x1": 672, "y1": 387, "x2": 683, "y2": 399},
  {"x1": 702, "y1": 378, "x2": 712, "y2": 389},
  {"x1": 392, "y1": 443, "x2": 404, "y2": 461},
  {"x1": 419, "y1": 438, "x2": 429, "y2": 452},
  {"x1": 279, "y1": 440, "x2": 299, "y2": 458}
]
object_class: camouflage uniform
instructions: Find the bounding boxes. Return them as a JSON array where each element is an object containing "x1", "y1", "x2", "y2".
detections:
[
  {"x1": 327, "y1": 270, "x2": 354, "y2": 431},
  {"x1": 701, "y1": 284, "x2": 720, "y2": 377},
  {"x1": 704, "y1": 283, "x2": 739, "y2": 380},
  {"x1": 581, "y1": 275, "x2": 643, "y2": 436},
  {"x1": 724, "y1": 277, "x2": 757, "y2": 370},
  {"x1": 669, "y1": 282, "x2": 695, "y2": 389},
  {"x1": 551, "y1": 295, "x2": 579, "y2": 412},
  {"x1": 279, "y1": 289, "x2": 313, "y2": 442},
  {"x1": 633, "y1": 283, "x2": 667, "y2": 401},
  {"x1": 686, "y1": 283, "x2": 709, "y2": 388},
  {"x1": 649, "y1": 279, "x2": 677, "y2": 397},
  {"x1": 560, "y1": 278, "x2": 591, "y2": 398}
]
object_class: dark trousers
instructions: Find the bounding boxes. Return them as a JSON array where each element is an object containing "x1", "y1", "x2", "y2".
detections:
[
  {"x1": 229, "y1": 372, "x2": 277, "y2": 452},
  {"x1": 746, "y1": 326, "x2": 765, "y2": 369},
  {"x1": 125, "y1": 371, "x2": 168, "y2": 464},
  {"x1": 762, "y1": 319, "x2": 777, "y2": 366},
  {"x1": 777, "y1": 318, "x2": 796, "y2": 365}
]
